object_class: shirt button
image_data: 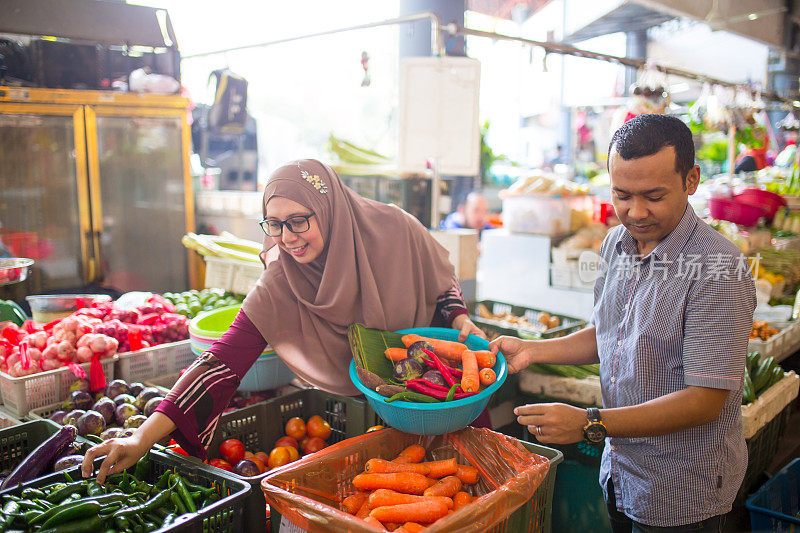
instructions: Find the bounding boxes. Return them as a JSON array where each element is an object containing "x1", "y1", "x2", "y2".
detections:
[
  {"x1": 610, "y1": 376, "x2": 616, "y2": 383},
  {"x1": 617, "y1": 340, "x2": 622, "y2": 346}
]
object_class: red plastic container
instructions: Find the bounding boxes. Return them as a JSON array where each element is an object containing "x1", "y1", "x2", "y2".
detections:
[
  {"x1": 708, "y1": 196, "x2": 766, "y2": 227},
  {"x1": 735, "y1": 188, "x2": 787, "y2": 220}
]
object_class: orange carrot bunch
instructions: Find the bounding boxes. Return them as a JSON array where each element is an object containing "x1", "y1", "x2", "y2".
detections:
[{"x1": 340, "y1": 443, "x2": 481, "y2": 530}]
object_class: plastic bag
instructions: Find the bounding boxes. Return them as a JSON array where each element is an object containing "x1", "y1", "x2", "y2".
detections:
[{"x1": 262, "y1": 427, "x2": 551, "y2": 532}]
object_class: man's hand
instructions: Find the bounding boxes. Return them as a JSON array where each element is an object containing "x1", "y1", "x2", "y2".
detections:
[
  {"x1": 514, "y1": 402, "x2": 587, "y2": 444},
  {"x1": 489, "y1": 335, "x2": 532, "y2": 373},
  {"x1": 451, "y1": 314, "x2": 486, "y2": 342}
]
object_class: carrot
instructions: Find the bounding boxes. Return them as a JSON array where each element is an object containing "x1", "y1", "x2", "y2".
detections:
[
  {"x1": 418, "y1": 458, "x2": 457, "y2": 479},
  {"x1": 368, "y1": 489, "x2": 453, "y2": 509},
  {"x1": 367, "y1": 459, "x2": 431, "y2": 476},
  {"x1": 401, "y1": 334, "x2": 424, "y2": 347},
  {"x1": 356, "y1": 498, "x2": 372, "y2": 519},
  {"x1": 423, "y1": 475, "x2": 462, "y2": 498},
  {"x1": 370, "y1": 500, "x2": 450, "y2": 524},
  {"x1": 401, "y1": 524, "x2": 426, "y2": 533},
  {"x1": 474, "y1": 350, "x2": 496, "y2": 369},
  {"x1": 343, "y1": 491, "x2": 369, "y2": 514},
  {"x1": 460, "y1": 350, "x2": 480, "y2": 393},
  {"x1": 456, "y1": 464, "x2": 479, "y2": 485},
  {"x1": 353, "y1": 473, "x2": 434, "y2": 495},
  {"x1": 362, "y1": 515, "x2": 384, "y2": 528},
  {"x1": 479, "y1": 368, "x2": 496, "y2": 387},
  {"x1": 401, "y1": 334, "x2": 467, "y2": 360},
  {"x1": 385, "y1": 524, "x2": 400, "y2": 531},
  {"x1": 393, "y1": 444, "x2": 426, "y2": 464},
  {"x1": 385, "y1": 347, "x2": 408, "y2": 362},
  {"x1": 453, "y1": 491, "x2": 473, "y2": 510}
]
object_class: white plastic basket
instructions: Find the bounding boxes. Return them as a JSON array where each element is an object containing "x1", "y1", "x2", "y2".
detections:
[
  {"x1": 748, "y1": 321, "x2": 800, "y2": 362},
  {"x1": 203, "y1": 256, "x2": 263, "y2": 296},
  {"x1": 742, "y1": 371, "x2": 799, "y2": 439},
  {"x1": 0, "y1": 357, "x2": 116, "y2": 417},
  {"x1": 115, "y1": 340, "x2": 196, "y2": 383},
  {"x1": 0, "y1": 407, "x2": 21, "y2": 429}
]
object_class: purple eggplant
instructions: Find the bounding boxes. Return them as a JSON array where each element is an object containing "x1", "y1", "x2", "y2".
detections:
[{"x1": 1, "y1": 424, "x2": 77, "y2": 489}]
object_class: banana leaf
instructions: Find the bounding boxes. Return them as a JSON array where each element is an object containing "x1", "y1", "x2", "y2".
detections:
[{"x1": 348, "y1": 323, "x2": 405, "y2": 383}]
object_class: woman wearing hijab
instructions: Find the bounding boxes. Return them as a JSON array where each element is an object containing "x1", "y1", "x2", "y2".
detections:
[{"x1": 82, "y1": 159, "x2": 485, "y2": 482}]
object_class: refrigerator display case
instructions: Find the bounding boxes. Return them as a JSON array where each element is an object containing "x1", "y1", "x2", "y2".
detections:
[{"x1": 0, "y1": 86, "x2": 196, "y2": 299}]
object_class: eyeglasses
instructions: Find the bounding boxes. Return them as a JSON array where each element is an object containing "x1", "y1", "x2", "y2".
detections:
[{"x1": 259, "y1": 213, "x2": 315, "y2": 237}]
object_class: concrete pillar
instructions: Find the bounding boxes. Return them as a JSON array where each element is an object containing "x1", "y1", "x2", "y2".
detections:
[{"x1": 398, "y1": 0, "x2": 466, "y2": 58}]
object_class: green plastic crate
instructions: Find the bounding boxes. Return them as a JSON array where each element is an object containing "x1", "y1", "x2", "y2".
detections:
[
  {"x1": 196, "y1": 388, "x2": 374, "y2": 529},
  {"x1": 0, "y1": 448, "x2": 250, "y2": 532},
  {"x1": 270, "y1": 439, "x2": 563, "y2": 533},
  {"x1": 470, "y1": 299, "x2": 586, "y2": 341}
]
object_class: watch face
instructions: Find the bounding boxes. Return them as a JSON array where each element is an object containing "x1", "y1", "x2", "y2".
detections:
[{"x1": 585, "y1": 424, "x2": 606, "y2": 443}]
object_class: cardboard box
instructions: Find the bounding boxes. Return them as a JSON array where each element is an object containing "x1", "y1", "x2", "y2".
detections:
[{"x1": 430, "y1": 229, "x2": 480, "y2": 280}]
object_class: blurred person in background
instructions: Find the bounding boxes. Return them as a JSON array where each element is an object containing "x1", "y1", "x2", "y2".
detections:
[{"x1": 440, "y1": 191, "x2": 492, "y2": 234}]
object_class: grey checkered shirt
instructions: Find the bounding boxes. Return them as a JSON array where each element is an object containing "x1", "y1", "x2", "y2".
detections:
[{"x1": 591, "y1": 204, "x2": 755, "y2": 527}]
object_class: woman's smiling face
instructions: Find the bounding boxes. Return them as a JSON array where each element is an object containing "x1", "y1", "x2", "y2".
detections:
[{"x1": 265, "y1": 196, "x2": 325, "y2": 263}]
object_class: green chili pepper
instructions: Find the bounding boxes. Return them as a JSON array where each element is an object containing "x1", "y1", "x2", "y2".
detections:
[
  {"x1": 112, "y1": 490, "x2": 172, "y2": 519},
  {"x1": 170, "y1": 493, "x2": 188, "y2": 515},
  {"x1": 62, "y1": 472, "x2": 73, "y2": 482},
  {"x1": 171, "y1": 475, "x2": 197, "y2": 513},
  {"x1": 446, "y1": 383, "x2": 459, "y2": 401},
  {"x1": 46, "y1": 481, "x2": 87, "y2": 503},
  {"x1": 134, "y1": 451, "x2": 150, "y2": 481},
  {"x1": 386, "y1": 391, "x2": 439, "y2": 403},
  {"x1": 40, "y1": 501, "x2": 101, "y2": 529}
]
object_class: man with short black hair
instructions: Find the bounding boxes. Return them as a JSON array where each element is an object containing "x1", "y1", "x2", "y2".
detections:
[{"x1": 492, "y1": 114, "x2": 755, "y2": 531}]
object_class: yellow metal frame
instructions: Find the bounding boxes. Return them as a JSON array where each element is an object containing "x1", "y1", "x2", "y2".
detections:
[
  {"x1": 0, "y1": 102, "x2": 95, "y2": 284},
  {"x1": 85, "y1": 104, "x2": 198, "y2": 287},
  {"x1": 0, "y1": 86, "x2": 189, "y2": 109}
]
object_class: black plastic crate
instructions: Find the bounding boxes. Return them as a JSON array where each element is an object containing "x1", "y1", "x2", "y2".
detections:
[
  {"x1": 470, "y1": 299, "x2": 586, "y2": 341},
  {"x1": 0, "y1": 419, "x2": 91, "y2": 475},
  {"x1": 738, "y1": 404, "x2": 793, "y2": 505},
  {"x1": 195, "y1": 388, "x2": 374, "y2": 529},
  {"x1": 0, "y1": 448, "x2": 249, "y2": 532}
]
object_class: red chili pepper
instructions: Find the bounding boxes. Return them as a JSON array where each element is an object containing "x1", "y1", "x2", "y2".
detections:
[
  {"x1": 1, "y1": 326, "x2": 25, "y2": 346},
  {"x1": 136, "y1": 313, "x2": 162, "y2": 326},
  {"x1": 421, "y1": 348, "x2": 457, "y2": 386},
  {"x1": 21, "y1": 320, "x2": 41, "y2": 334},
  {"x1": 421, "y1": 355, "x2": 463, "y2": 378},
  {"x1": 406, "y1": 378, "x2": 449, "y2": 392},
  {"x1": 44, "y1": 318, "x2": 62, "y2": 331},
  {"x1": 19, "y1": 340, "x2": 30, "y2": 370},
  {"x1": 406, "y1": 380, "x2": 474, "y2": 400}
]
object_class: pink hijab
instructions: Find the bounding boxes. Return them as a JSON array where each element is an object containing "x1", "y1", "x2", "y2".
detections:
[{"x1": 242, "y1": 159, "x2": 455, "y2": 395}]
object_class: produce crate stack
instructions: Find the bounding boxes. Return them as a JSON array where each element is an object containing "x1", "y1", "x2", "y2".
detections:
[{"x1": 469, "y1": 300, "x2": 586, "y2": 342}]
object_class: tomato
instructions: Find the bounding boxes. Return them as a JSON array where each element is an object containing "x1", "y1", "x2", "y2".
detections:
[
  {"x1": 219, "y1": 439, "x2": 245, "y2": 465},
  {"x1": 169, "y1": 445, "x2": 189, "y2": 456},
  {"x1": 366, "y1": 425, "x2": 384, "y2": 433},
  {"x1": 302, "y1": 436, "x2": 327, "y2": 455},
  {"x1": 298, "y1": 436, "x2": 310, "y2": 454},
  {"x1": 285, "y1": 417, "x2": 306, "y2": 440},
  {"x1": 274, "y1": 436, "x2": 299, "y2": 450},
  {"x1": 268, "y1": 447, "x2": 293, "y2": 469},
  {"x1": 306, "y1": 415, "x2": 332, "y2": 440},
  {"x1": 208, "y1": 458, "x2": 233, "y2": 472},
  {"x1": 285, "y1": 446, "x2": 299, "y2": 462},
  {"x1": 244, "y1": 451, "x2": 256, "y2": 461},
  {"x1": 254, "y1": 451, "x2": 270, "y2": 466},
  {"x1": 250, "y1": 456, "x2": 267, "y2": 473}
]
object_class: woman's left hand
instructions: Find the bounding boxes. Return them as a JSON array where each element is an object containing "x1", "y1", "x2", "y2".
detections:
[{"x1": 452, "y1": 314, "x2": 486, "y2": 342}]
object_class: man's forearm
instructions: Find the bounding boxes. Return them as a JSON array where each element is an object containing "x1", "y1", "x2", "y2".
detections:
[
  {"x1": 602, "y1": 386, "x2": 729, "y2": 438},
  {"x1": 529, "y1": 326, "x2": 599, "y2": 366}
]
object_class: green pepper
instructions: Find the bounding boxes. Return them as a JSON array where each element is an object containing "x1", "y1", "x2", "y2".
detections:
[
  {"x1": 46, "y1": 481, "x2": 87, "y2": 503},
  {"x1": 29, "y1": 498, "x2": 92, "y2": 526},
  {"x1": 62, "y1": 472, "x2": 73, "y2": 483},
  {"x1": 154, "y1": 470, "x2": 171, "y2": 491},
  {"x1": 162, "y1": 512, "x2": 177, "y2": 526},
  {"x1": 40, "y1": 501, "x2": 101, "y2": 529},
  {"x1": 171, "y1": 475, "x2": 197, "y2": 513},
  {"x1": 112, "y1": 490, "x2": 172, "y2": 519},
  {"x1": 22, "y1": 488, "x2": 48, "y2": 500},
  {"x1": 38, "y1": 513, "x2": 104, "y2": 533},
  {"x1": 170, "y1": 492, "x2": 188, "y2": 515},
  {"x1": 445, "y1": 383, "x2": 459, "y2": 401},
  {"x1": 134, "y1": 451, "x2": 150, "y2": 481},
  {"x1": 83, "y1": 434, "x2": 104, "y2": 445},
  {"x1": 386, "y1": 391, "x2": 439, "y2": 403},
  {"x1": 86, "y1": 482, "x2": 105, "y2": 497}
]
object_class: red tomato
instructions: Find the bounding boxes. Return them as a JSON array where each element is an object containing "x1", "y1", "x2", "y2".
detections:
[
  {"x1": 306, "y1": 415, "x2": 332, "y2": 441},
  {"x1": 208, "y1": 458, "x2": 233, "y2": 472},
  {"x1": 302, "y1": 437, "x2": 327, "y2": 455},
  {"x1": 285, "y1": 417, "x2": 306, "y2": 440},
  {"x1": 219, "y1": 439, "x2": 245, "y2": 465},
  {"x1": 250, "y1": 456, "x2": 267, "y2": 473},
  {"x1": 274, "y1": 436, "x2": 299, "y2": 450},
  {"x1": 254, "y1": 451, "x2": 270, "y2": 466}
]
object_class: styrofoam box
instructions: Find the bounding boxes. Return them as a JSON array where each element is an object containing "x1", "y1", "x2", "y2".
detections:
[
  {"x1": 550, "y1": 264, "x2": 572, "y2": 290},
  {"x1": 748, "y1": 321, "x2": 800, "y2": 362},
  {"x1": 742, "y1": 371, "x2": 799, "y2": 439},
  {"x1": 430, "y1": 229, "x2": 480, "y2": 280}
]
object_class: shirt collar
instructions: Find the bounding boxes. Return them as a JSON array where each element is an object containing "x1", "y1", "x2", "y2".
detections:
[{"x1": 615, "y1": 203, "x2": 698, "y2": 261}]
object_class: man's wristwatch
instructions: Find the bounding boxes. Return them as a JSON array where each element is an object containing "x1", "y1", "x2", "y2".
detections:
[{"x1": 583, "y1": 407, "x2": 607, "y2": 445}]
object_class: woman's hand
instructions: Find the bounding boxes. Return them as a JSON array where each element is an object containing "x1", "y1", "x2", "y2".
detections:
[
  {"x1": 81, "y1": 434, "x2": 149, "y2": 484},
  {"x1": 489, "y1": 335, "x2": 533, "y2": 373},
  {"x1": 451, "y1": 314, "x2": 486, "y2": 342}
]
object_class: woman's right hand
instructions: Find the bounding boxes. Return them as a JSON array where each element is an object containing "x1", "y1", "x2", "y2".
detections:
[
  {"x1": 489, "y1": 335, "x2": 534, "y2": 374},
  {"x1": 81, "y1": 434, "x2": 149, "y2": 484}
]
